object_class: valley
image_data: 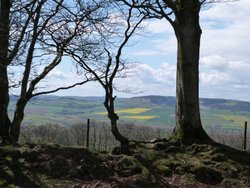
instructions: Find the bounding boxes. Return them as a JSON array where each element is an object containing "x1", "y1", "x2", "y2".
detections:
[{"x1": 9, "y1": 95, "x2": 250, "y2": 133}]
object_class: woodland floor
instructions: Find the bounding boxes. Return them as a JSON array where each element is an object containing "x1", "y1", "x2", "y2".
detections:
[{"x1": 0, "y1": 140, "x2": 250, "y2": 188}]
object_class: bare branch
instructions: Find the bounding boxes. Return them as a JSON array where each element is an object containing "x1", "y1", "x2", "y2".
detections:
[{"x1": 31, "y1": 78, "x2": 94, "y2": 98}]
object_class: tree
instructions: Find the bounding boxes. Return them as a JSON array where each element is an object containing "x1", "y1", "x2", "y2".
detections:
[
  {"x1": 120, "y1": 0, "x2": 228, "y2": 143},
  {"x1": 68, "y1": 1, "x2": 146, "y2": 153},
  {"x1": 70, "y1": 123, "x2": 87, "y2": 146},
  {"x1": 0, "y1": 0, "x2": 107, "y2": 144},
  {"x1": 0, "y1": 0, "x2": 12, "y2": 143}
]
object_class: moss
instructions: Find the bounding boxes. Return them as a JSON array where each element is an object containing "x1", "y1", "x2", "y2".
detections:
[
  {"x1": 170, "y1": 126, "x2": 213, "y2": 144},
  {"x1": 1, "y1": 143, "x2": 250, "y2": 187},
  {"x1": 175, "y1": 152, "x2": 191, "y2": 160},
  {"x1": 220, "y1": 178, "x2": 247, "y2": 188},
  {"x1": 4, "y1": 168, "x2": 15, "y2": 178},
  {"x1": 170, "y1": 129, "x2": 185, "y2": 143},
  {"x1": 199, "y1": 150, "x2": 213, "y2": 158},
  {"x1": 135, "y1": 167, "x2": 156, "y2": 186},
  {"x1": 5, "y1": 156, "x2": 13, "y2": 162},
  {"x1": 0, "y1": 146, "x2": 21, "y2": 158},
  {"x1": 159, "y1": 165, "x2": 172, "y2": 175},
  {"x1": 114, "y1": 156, "x2": 142, "y2": 177},
  {"x1": 210, "y1": 153, "x2": 226, "y2": 162},
  {"x1": 175, "y1": 166, "x2": 185, "y2": 174},
  {"x1": 187, "y1": 156, "x2": 203, "y2": 167},
  {"x1": 18, "y1": 158, "x2": 25, "y2": 164},
  {"x1": 140, "y1": 149, "x2": 158, "y2": 161},
  {"x1": 153, "y1": 159, "x2": 172, "y2": 176},
  {"x1": 153, "y1": 151, "x2": 199, "y2": 176},
  {"x1": 181, "y1": 174, "x2": 198, "y2": 187}
]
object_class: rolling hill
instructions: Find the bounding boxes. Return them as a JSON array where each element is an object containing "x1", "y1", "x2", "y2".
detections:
[{"x1": 8, "y1": 95, "x2": 250, "y2": 133}]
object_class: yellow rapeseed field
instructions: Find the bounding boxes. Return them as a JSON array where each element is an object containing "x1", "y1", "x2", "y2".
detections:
[
  {"x1": 96, "y1": 108, "x2": 152, "y2": 115},
  {"x1": 123, "y1": 116, "x2": 158, "y2": 120}
]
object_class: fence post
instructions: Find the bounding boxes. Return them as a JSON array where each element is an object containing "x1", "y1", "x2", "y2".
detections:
[
  {"x1": 243, "y1": 121, "x2": 247, "y2": 150},
  {"x1": 86, "y1": 119, "x2": 90, "y2": 148}
]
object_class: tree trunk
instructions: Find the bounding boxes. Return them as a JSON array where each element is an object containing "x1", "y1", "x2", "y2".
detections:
[
  {"x1": 0, "y1": 0, "x2": 12, "y2": 143},
  {"x1": 10, "y1": 98, "x2": 28, "y2": 142},
  {"x1": 104, "y1": 96, "x2": 130, "y2": 154},
  {"x1": 0, "y1": 72, "x2": 11, "y2": 143},
  {"x1": 171, "y1": 1, "x2": 212, "y2": 143},
  {"x1": 109, "y1": 113, "x2": 130, "y2": 153}
]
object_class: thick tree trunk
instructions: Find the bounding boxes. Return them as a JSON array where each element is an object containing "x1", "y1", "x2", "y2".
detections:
[
  {"x1": 0, "y1": 70, "x2": 11, "y2": 143},
  {"x1": 10, "y1": 98, "x2": 28, "y2": 142},
  {"x1": 0, "y1": 0, "x2": 12, "y2": 143},
  {"x1": 171, "y1": 1, "x2": 212, "y2": 143}
]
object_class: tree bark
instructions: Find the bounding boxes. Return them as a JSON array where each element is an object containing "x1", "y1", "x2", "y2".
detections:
[
  {"x1": 10, "y1": 98, "x2": 28, "y2": 141},
  {"x1": 103, "y1": 91, "x2": 130, "y2": 154},
  {"x1": 104, "y1": 99, "x2": 130, "y2": 153},
  {"x1": 0, "y1": 0, "x2": 12, "y2": 143},
  {"x1": 171, "y1": 0, "x2": 212, "y2": 143}
]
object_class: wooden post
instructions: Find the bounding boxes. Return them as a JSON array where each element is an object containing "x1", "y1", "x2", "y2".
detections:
[
  {"x1": 243, "y1": 121, "x2": 247, "y2": 150},
  {"x1": 86, "y1": 119, "x2": 90, "y2": 148}
]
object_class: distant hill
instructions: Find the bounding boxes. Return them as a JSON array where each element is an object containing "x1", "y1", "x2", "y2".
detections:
[
  {"x1": 132, "y1": 95, "x2": 250, "y2": 111},
  {"x1": 8, "y1": 95, "x2": 250, "y2": 132}
]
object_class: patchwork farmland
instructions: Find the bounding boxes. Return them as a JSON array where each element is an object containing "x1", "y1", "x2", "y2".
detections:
[{"x1": 9, "y1": 95, "x2": 250, "y2": 133}]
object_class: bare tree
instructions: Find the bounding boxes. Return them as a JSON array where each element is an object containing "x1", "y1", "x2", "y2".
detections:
[
  {"x1": 0, "y1": 0, "x2": 108, "y2": 144},
  {"x1": 19, "y1": 122, "x2": 169, "y2": 150},
  {"x1": 119, "y1": 0, "x2": 233, "y2": 143},
  {"x1": 70, "y1": 123, "x2": 87, "y2": 146},
  {"x1": 67, "y1": 1, "x2": 147, "y2": 153}
]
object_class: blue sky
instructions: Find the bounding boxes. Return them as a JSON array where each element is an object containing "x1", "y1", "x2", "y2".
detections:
[{"x1": 46, "y1": 0, "x2": 250, "y2": 101}]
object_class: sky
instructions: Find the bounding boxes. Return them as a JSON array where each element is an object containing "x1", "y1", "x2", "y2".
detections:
[{"x1": 48, "y1": 0, "x2": 250, "y2": 101}]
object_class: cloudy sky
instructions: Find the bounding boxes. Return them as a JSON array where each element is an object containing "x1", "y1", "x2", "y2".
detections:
[{"x1": 50, "y1": 0, "x2": 250, "y2": 101}]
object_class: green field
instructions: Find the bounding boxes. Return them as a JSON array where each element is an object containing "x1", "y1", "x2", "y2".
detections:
[{"x1": 9, "y1": 95, "x2": 250, "y2": 132}]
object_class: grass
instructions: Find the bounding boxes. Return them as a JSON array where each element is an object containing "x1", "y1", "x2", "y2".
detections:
[
  {"x1": 224, "y1": 102, "x2": 237, "y2": 106},
  {"x1": 222, "y1": 115, "x2": 248, "y2": 126},
  {"x1": 122, "y1": 115, "x2": 158, "y2": 120},
  {"x1": 201, "y1": 109, "x2": 249, "y2": 131}
]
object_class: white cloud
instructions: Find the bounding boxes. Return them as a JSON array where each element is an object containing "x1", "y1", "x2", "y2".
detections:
[
  {"x1": 200, "y1": 55, "x2": 227, "y2": 70},
  {"x1": 128, "y1": 19, "x2": 176, "y2": 58},
  {"x1": 136, "y1": 0, "x2": 250, "y2": 101},
  {"x1": 200, "y1": 54, "x2": 250, "y2": 100},
  {"x1": 200, "y1": 0, "x2": 250, "y2": 60},
  {"x1": 135, "y1": 63, "x2": 176, "y2": 85},
  {"x1": 134, "y1": 0, "x2": 250, "y2": 61},
  {"x1": 49, "y1": 69, "x2": 72, "y2": 80},
  {"x1": 55, "y1": 82, "x2": 104, "y2": 97},
  {"x1": 35, "y1": 68, "x2": 96, "y2": 95},
  {"x1": 200, "y1": 71, "x2": 230, "y2": 86},
  {"x1": 52, "y1": 0, "x2": 250, "y2": 101},
  {"x1": 113, "y1": 63, "x2": 176, "y2": 96},
  {"x1": 146, "y1": 19, "x2": 173, "y2": 34},
  {"x1": 152, "y1": 37, "x2": 177, "y2": 54},
  {"x1": 201, "y1": 0, "x2": 249, "y2": 21}
]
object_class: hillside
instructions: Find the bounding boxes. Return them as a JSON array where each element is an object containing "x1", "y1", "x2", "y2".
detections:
[
  {"x1": 9, "y1": 96, "x2": 250, "y2": 131},
  {"x1": 9, "y1": 95, "x2": 250, "y2": 133}
]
